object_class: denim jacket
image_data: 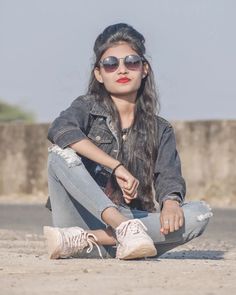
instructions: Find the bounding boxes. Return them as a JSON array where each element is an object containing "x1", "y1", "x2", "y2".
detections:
[{"x1": 46, "y1": 94, "x2": 186, "y2": 210}]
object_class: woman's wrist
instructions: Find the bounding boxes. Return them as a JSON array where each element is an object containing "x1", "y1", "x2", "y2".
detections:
[
  {"x1": 112, "y1": 162, "x2": 124, "y2": 175},
  {"x1": 109, "y1": 159, "x2": 121, "y2": 170},
  {"x1": 163, "y1": 199, "x2": 180, "y2": 208}
]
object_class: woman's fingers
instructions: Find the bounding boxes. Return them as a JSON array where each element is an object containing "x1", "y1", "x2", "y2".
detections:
[
  {"x1": 174, "y1": 216, "x2": 180, "y2": 231},
  {"x1": 160, "y1": 201, "x2": 185, "y2": 235},
  {"x1": 179, "y1": 214, "x2": 184, "y2": 228},
  {"x1": 123, "y1": 178, "x2": 139, "y2": 195},
  {"x1": 119, "y1": 170, "x2": 138, "y2": 190},
  {"x1": 160, "y1": 215, "x2": 167, "y2": 234},
  {"x1": 122, "y1": 190, "x2": 137, "y2": 202},
  {"x1": 124, "y1": 197, "x2": 131, "y2": 204},
  {"x1": 118, "y1": 175, "x2": 139, "y2": 198},
  {"x1": 124, "y1": 177, "x2": 133, "y2": 190},
  {"x1": 160, "y1": 215, "x2": 184, "y2": 235},
  {"x1": 123, "y1": 179, "x2": 134, "y2": 191},
  {"x1": 114, "y1": 165, "x2": 139, "y2": 202},
  {"x1": 123, "y1": 190, "x2": 136, "y2": 204},
  {"x1": 168, "y1": 216, "x2": 175, "y2": 233},
  {"x1": 162, "y1": 215, "x2": 182, "y2": 234},
  {"x1": 123, "y1": 184, "x2": 138, "y2": 198}
]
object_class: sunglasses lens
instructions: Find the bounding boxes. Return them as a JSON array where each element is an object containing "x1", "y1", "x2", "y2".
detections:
[
  {"x1": 100, "y1": 55, "x2": 143, "y2": 72},
  {"x1": 124, "y1": 55, "x2": 142, "y2": 70},
  {"x1": 101, "y1": 56, "x2": 119, "y2": 72}
]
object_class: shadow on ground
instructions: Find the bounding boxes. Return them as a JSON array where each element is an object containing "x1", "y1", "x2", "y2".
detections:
[{"x1": 161, "y1": 250, "x2": 225, "y2": 260}]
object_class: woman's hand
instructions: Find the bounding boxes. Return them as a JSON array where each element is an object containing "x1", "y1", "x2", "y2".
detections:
[
  {"x1": 160, "y1": 200, "x2": 184, "y2": 235},
  {"x1": 113, "y1": 165, "x2": 139, "y2": 204}
]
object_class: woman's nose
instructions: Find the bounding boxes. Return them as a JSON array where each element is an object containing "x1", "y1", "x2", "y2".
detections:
[{"x1": 117, "y1": 60, "x2": 128, "y2": 73}]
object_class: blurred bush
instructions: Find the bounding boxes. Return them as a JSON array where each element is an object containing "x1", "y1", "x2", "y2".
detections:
[{"x1": 0, "y1": 99, "x2": 35, "y2": 123}]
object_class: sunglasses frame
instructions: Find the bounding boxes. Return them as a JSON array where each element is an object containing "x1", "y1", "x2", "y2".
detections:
[{"x1": 98, "y1": 55, "x2": 145, "y2": 72}]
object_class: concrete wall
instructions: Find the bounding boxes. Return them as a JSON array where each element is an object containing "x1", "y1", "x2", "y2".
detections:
[
  {"x1": 0, "y1": 123, "x2": 49, "y2": 196},
  {"x1": 172, "y1": 120, "x2": 236, "y2": 205},
  {"x1": 0, "y1": 121, "x2": 235, "y2": 205}
]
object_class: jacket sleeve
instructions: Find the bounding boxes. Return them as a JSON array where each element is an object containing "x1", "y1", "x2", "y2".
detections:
[
  {"x1": 47, "y1": 96, "x2": 91, "y2": 149},
  {"x1": 154, "y1": 122, "x2": 186, "y2": 210}
]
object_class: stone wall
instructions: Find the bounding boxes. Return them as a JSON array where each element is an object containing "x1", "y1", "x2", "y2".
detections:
[{"x1": 0, "y1": 121, "x2": 235, "y2": 205}]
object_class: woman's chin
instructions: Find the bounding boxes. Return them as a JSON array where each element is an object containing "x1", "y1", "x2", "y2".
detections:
[{"x1": 110, "y1": 89, "x2": 138, "y2": 99}]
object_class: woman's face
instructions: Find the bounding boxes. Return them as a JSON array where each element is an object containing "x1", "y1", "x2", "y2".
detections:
[{"x1": 94, "y1": 42, "x2": 148, "y2": 99}]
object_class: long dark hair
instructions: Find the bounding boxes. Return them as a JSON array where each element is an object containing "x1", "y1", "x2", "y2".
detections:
[{"x1": 87, "y1": 23, "x2": 160, "y2": 212}]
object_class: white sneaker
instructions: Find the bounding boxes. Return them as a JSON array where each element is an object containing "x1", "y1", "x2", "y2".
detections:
[
  {"x1": 43, "y1": 226, "x2": 102, "y2": 259},
  {"x1": 115, "y1": 219, "x2": 157, "y2": 260}
]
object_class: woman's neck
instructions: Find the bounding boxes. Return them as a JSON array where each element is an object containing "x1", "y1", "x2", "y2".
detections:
[{"x1": 110, "y1": 93, "x2": 136, "y2": 129}]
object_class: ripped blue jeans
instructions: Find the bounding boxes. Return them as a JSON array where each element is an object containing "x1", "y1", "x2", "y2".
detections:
[{"x1": 47, "y1": 145, "x2": 213, "y2": 258}]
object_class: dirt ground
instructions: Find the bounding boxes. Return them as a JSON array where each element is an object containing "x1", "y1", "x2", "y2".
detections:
[{"x1": 0, "y1": 199, "x2": 236, "y2": 295}]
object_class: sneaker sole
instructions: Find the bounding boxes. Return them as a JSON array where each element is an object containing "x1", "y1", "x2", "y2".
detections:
[
  {"x1": 43, "y1": 226, "x2": 61, "y2": 259},
  {"x1": 117, "y1": 243, "x2": 157, "y2": 260}
]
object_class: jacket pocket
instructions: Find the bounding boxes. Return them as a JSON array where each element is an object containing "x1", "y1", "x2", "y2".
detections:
[{"x1": 87, "y1": 126, "x2": 113, "y2": 144}]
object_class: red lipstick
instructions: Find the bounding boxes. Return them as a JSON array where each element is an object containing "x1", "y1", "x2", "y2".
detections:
[{"x1": 116, "y1": 77, "x2": 131, "y2": 83}]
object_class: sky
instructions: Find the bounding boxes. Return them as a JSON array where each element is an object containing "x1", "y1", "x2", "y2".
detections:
[{"x1": 0, "y1": 0, "x2": 235, "y2": 122}]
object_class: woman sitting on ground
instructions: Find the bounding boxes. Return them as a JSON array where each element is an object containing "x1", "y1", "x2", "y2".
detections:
[{"x1": 44, "y1": 23, "x2": 213, "y2": 260}]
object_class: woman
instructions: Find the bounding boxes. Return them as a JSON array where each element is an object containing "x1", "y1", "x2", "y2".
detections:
[{"x1": 44, "y1": 23, "x2": 213, "y2": 260}]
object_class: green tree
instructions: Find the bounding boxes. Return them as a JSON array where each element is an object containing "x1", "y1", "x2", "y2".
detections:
[{"x1": 0, "y1": 100, "x2": 35, "y2": 123}]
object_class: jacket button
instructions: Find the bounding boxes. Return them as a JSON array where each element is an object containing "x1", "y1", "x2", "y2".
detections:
[{"x1": 95, "y1": 135, "x2": 101, "y2": 141}]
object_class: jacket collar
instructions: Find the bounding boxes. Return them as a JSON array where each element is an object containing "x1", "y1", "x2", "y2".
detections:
[
  {"x1": 88, "y1": 96, "x2": 146, "y2": 134},
  {"x1": 89, "y1": 99, "x2": 110, "y2": 118}
]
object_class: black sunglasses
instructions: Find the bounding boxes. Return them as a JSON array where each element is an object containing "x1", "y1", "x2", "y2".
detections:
[{"x1": 99, "y1": 55, "x2": 145, "y2": 73}]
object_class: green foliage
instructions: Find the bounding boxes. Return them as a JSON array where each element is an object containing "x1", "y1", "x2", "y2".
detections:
[{"x1": 0, "y1": 99, "x2": 35, "y2": 123}]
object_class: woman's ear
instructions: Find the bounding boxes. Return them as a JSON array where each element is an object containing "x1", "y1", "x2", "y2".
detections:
[
  {"x1": 94, "y1": 67, "x2": 104, "y2": 83},
  {"x1": 142, "y1": 62, "x2": 149, "y2": 79}
]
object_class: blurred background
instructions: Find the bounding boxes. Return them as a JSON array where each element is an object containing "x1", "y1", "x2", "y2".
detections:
[
  {"x1": 1, "y1": 3, "x2": 235, "y2": 290},
  {"x1": 0, "y1": 0, "x2": 235, "y2": 122},
  {"x1": 0, "y1": 0, "x2": 235, "y2": 205}
]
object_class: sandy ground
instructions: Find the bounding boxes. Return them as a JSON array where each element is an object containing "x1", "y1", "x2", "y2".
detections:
[{"x1": 0, "y1": 202, "x2": 236, "y2": 295}]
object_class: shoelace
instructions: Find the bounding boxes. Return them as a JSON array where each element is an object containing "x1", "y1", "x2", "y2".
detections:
[
  {"x1": 86, "y1": 233, "x2": 103, "y2": 259},
  {"x1": 61, "y1": 228, "x2": 103, "y2": 259},
  {"x1": 117, "y1": 219, "x2": 147, "y2": 240}
]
